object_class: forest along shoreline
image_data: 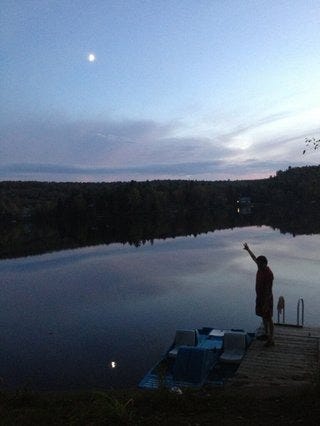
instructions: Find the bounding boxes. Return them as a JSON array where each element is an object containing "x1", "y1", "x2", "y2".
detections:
[{"x1": 1, "y1": 164, "x2": 320, "y2": 259}]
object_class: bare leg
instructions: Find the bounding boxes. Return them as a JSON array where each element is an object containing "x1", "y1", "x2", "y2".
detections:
[
  {"x1": 264, "y1": 318, "x2": 275, "y2": 346},
  {"x1": 269, "y1": 319, "x2": 274, "y2": 340}
]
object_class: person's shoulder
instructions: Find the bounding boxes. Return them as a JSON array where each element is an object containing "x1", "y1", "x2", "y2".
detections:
[{"x1": 266, "y1": 266, "x2": 274, "y2": 277}]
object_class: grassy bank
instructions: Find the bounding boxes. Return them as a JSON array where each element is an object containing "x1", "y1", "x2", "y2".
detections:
[{"x1": 1, "y1": 385, "x2": 319, "y2": 425}]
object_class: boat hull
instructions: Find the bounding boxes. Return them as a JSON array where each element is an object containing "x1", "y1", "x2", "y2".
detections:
[{"x1": 139, "y1": 327, "x2": 254, "y2": 390}]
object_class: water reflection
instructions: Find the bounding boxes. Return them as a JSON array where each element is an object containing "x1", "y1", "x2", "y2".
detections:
[
  {"x1": 0, "y1": 224, "x2": 319, "y2": 391},
  {"x1": 1, "y1": 204, "x2": 320, "y2": 259}
]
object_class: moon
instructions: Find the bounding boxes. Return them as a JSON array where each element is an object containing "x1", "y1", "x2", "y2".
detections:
[{"x1": 87, "y1": 53, "x2": 96, "y2": 62}]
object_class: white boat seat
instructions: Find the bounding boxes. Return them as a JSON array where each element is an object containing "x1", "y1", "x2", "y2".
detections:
[
  {"x1": 220, "y1": 331, "x2": 246, "y2": 364},
  {"x1": 168, "y1": 329, "x2": 197, "y2": 357}
]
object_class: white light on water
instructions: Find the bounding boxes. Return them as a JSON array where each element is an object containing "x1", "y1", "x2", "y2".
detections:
[{"x1": 110, "y1": 361, "x2": 117, "y2": 369}]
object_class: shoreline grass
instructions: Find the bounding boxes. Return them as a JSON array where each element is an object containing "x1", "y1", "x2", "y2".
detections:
[{"x1": 1, "y1": 384, "x2": 319, "y2": 425}]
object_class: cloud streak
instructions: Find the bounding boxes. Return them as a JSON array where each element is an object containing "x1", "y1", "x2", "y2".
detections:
[
  {"x1": 0, "y1": 158, "x2": 310, "y2": 183},
  {"x1": 0, "y1": 105, "x2": 319, "y2": 182}
]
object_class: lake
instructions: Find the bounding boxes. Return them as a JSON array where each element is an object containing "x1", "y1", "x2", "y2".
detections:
[{"x1": 1, "y1": 224, "x2": 319, "y2": 391}]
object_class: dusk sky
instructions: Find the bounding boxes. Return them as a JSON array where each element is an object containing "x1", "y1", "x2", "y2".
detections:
[{"x1": 1, "y1": 0, "x2": 319, "y2": 182}]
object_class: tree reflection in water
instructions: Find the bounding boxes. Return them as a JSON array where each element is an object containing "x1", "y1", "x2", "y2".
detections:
[{"x1": 1, "y1": 204, "x2": 319, "y2": 259}]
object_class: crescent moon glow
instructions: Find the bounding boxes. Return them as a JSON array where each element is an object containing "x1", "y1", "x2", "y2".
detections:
[{"x1": 87, "y1": 53, "x2": 96, "y2": 62}]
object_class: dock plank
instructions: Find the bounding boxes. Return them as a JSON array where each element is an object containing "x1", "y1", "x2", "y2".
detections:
[{"x1": 229, "y1": 325, "x2": 320, "y2": 389}]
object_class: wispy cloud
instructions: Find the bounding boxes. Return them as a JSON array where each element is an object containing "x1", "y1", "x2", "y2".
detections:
[
  {"x1": 0, "y1": 158, "x2": 311, "y2": 183},
  {"x1": 0, "y1": 115, "x2": 236, "y2": 170},
  {"x1": 0, "y1": 105, "x2": 319, "y2": 182},
  {"x1": 0, "y1": 161, "x2": 222, "y2": 176}
]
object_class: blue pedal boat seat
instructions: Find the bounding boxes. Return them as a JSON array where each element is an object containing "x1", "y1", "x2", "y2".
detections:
[
  {"x1": 220, "y1": 331, "x2": 247, "y2": 364},
  {"x1": 168, "y1": 329, "x2": 198, "y2": 357}
]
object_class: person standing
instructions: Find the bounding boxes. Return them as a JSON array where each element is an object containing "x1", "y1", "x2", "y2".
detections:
[{"x1": 243, "y1": 242, "x2": 275, "y2": 347}]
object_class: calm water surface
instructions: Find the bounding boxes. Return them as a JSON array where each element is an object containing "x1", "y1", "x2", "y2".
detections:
[{"x1": 1, "y1": 225, "x2": 319, "y2": 390}]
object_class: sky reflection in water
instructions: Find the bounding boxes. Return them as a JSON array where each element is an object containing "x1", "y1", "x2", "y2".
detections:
[{"x1": 0, "y1": 226, "x2": 319, "y2": 390}]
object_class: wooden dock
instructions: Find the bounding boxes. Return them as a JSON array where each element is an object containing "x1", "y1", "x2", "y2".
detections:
[{"x1": 230, "y1": 324, "x2": 320, "y2": 390}]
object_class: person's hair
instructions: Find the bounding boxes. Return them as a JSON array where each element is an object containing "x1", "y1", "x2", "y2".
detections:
[{"x1": 256, "y1": 255, "x2": 268, "y2": 265}]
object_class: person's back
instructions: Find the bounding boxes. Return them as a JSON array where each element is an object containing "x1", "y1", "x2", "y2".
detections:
[{"x1": 243, "y1": 244, "x2": 275, "y2": 346}]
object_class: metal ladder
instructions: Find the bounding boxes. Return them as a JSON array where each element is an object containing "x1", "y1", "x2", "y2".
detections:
[{"x1": 277, "y1": 296, "x2": 304, "y2": 327}]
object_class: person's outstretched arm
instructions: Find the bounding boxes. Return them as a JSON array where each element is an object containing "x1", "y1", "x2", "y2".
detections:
[{"x1": 243, "y1": 242, "x2": 257, "y2": 264}]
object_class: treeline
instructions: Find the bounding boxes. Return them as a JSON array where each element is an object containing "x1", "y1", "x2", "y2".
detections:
[
  {"x1": 1, "y1": 165, "x2": 320, "y2": 258},
  {"x1": 0, "y1": 166, "x2": 320, "y2": 223},
  {"x1": 1, "y1": 165, "x2": 320, "y2": 224},
  {"x1": 1, "y1": 179, "x2": 234, "y2": 224}
]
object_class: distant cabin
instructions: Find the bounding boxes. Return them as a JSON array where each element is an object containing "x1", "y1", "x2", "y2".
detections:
[{"x1": 237, "y1": 196, "x2": 252, "y2": 205}]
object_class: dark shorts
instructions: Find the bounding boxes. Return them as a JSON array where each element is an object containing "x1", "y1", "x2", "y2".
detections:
[{"x1": 256, "y1": 298, "x2": 273, "y2": 319}]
